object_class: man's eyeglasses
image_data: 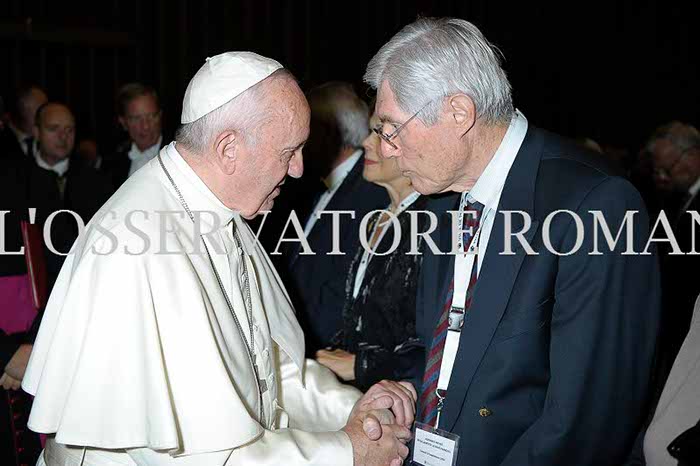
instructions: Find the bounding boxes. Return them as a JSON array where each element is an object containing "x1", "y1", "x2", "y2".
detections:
[
  {"x1": 125, "y1": 111, "x2": 161, "y2": 125},
  {"x1": 372, "y1": 100, "x2": 434, "y2": 150}
]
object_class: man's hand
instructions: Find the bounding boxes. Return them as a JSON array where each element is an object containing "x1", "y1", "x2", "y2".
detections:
[
  {"x1": 351, "y1": 380, "x2": 417, "y2": 429},
  {"x1": 4, "y1": 344, "x2": 32, "y2": 381},
  {"x1": 343, "y1": 414, "x2": 411, "y2": 466},
  {"x1": 0, "y1": 373, "x2": 21, "y2": 390},
  {"x1": 316, "y1": 349, "x2": 356, "y2": 381}
]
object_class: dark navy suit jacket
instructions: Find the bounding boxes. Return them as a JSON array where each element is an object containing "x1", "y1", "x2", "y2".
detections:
[
  {"x1": 285, "y1": 156, "x2": 388, "y2": 356},
  {"x1": 417, "y1": 127, "x2": 661, "y2": 465}
]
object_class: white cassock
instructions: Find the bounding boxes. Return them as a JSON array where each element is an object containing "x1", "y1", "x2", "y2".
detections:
[{"x1": 22, "y1": 142, "x2": 361, "y2": 466}]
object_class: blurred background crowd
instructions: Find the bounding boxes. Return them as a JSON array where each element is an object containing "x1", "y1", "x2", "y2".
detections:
[{"x1": 0, "y1": 1, "x2": 697, "y2": 465}]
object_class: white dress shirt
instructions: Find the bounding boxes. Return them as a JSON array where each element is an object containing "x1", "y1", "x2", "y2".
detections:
[
  {"x1": 128, "y1": 135, "x2": 163, "y2": 177},
  {"x1": 466, "y1": 110, "x2": 528, "y2": 274},
  {"x1": 33, "y1": 147, "x2": 70, "y2": 177},
  {"x1": 303, "y1": 150, "x2": 362, "y2": 236},
  {"x1": 681, "y1": 176, "x2": 700, "y2": 213}
]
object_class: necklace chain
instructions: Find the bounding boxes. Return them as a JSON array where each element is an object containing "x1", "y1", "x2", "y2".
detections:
[{"x1": 158, "y1": 154, "x2": 265, "y2": 426}]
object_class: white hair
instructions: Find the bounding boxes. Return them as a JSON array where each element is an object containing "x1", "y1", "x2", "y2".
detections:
[
  {"x1": 337, "y1": 100, "x2": 370, "y2": 147},
  {"x1": 307, "y1": 82, "x2": 369, "y2": 148},
  {"x1": 645, "y1": 121, "x2": 700, "y2": 154},
  {"x1": 175, "y1": 69, "x2": 293, "y2": 152},
  {"x1": 364, "y1": 17, "x2": 513, "y2": 126}
]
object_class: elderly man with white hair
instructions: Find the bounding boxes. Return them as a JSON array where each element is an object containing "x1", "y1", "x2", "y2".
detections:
[
  {"x1": 21, "y1": 52, "x2": 414, "y2": 466},
  {"x1": 364, "y1": 18, "x2": 661, "y2": 466}
]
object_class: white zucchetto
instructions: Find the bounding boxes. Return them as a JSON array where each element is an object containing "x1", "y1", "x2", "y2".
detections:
[{"x1": 180, "y1": 51, "x2": 283, "y2": 124}]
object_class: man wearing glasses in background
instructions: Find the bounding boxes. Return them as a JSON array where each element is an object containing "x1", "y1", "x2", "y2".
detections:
[
  {"x1": 104, "y1": 82, "x2": 165, "y2": 188},
  {"x1": 643, "y1": 122, "x2": 700, "y2": 427}
]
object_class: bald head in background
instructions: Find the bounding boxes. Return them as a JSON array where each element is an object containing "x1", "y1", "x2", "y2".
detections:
[{"x1": 33, "y1": 103, "x2": 76, "y2": 166}]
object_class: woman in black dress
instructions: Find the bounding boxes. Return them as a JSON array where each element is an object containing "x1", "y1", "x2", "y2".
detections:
[{"x1": 316, "y1": 110, "x2": 427, "y2": 391}]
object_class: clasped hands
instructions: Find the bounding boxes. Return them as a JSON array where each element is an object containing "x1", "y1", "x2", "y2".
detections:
[{"x1": 343, "y1": 380, "x2": 417, "y2": 466}]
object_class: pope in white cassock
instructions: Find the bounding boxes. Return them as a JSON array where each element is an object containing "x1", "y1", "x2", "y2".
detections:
[{"x1": 21, "y1": 52, "x2": 415, "y2": 466}]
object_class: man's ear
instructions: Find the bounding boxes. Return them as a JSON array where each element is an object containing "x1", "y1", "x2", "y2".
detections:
[
  {"x1": 214, "y1": 130, "x2": 239, "y2": 175},
  {"x1": 118, "y1": 116, "x2": 127, "y2": 132},
  {"x1": 32, "y1": 124, "x2": 40, "y2": 140},
  {"x1": 448, "y1": 94, "x2": 477, "y2": 135}
]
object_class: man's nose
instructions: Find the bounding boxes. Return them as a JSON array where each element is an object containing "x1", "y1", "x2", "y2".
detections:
[{"x1": 380, "y1": 139, "x2": 400, "y2": 158}]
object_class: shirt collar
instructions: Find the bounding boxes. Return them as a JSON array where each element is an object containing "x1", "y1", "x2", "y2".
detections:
[
  {"x1": 34, "y1": 146, "x2": 70, "y2": 176},
  {"x1": 323, "y1": 149, "x2": 362, "y2": 191},
  {"x1": 128, "y1": 134, "x2": 163, "y2": 161},
  {"x1": 161, "y1": 141, "x2": 236, "y2": 231},
  {"x1": 8, "y1": 122, "x2": 29, "y2": 145},
  {"x1": 689, "y1": 176, "x2": 700, "y2": 198},
  {"x1": 467, "y1": 110, "x2": 528, "y2": 211}
]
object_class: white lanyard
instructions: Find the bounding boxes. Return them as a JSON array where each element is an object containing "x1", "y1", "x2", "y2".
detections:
[{"x1": 435, "y1": 193, "x2": 484, "y2": 427}]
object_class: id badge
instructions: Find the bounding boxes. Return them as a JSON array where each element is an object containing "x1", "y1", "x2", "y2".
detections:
[{"x1": 410, "y1": 422, "x2": 460, "y2": 466}]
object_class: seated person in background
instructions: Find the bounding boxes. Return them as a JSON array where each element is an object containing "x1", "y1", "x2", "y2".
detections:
[
  {"x1": 0, "y1": 84, "x2": 47, "y2": 160},
  {"x1": 103, "y1": 83, "x2": 165, "y2": 188},
  {"x1": 76, "y1": 138, "x2": 102, "y2": 170},
  {"x1": 317, "y1": 108, "x2": 426, "y2": 391},
  {"x1": 0, "y1": 102, "x2": 114, "y2": 287},
  {"x1": 274, "y1": 82, "x2": 388, "y2": 356}
]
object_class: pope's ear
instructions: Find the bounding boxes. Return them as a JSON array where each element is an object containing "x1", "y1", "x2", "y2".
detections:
[{"x1": 214, "y1": 130, "x2": 239, "y2": 175}]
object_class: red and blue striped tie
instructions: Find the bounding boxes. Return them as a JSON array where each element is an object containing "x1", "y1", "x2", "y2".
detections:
[{"x1": 418, "y1": 200, "x2": 484, "y2": 426}]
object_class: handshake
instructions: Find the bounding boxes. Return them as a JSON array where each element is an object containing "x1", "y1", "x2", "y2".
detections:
[{"x1": 342, "y1": 380, "x2": 417, "y2": 466}]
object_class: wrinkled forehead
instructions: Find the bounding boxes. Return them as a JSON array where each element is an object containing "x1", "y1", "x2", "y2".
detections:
[
  {"x1": 127, "y1": 94, "x2": 160, "y2": 113},
  {"x1": 41, "y1": 105, "x2": 75, "y2": 127},
  {"x1": 375, "y1": 81, "x2": 409, "y2": 124},
  {"x1": 651, "y1": 139, "x2": 684, "y2": 163},
  {"x1": 263, "y1": 90, "x2": 310, "y2": 148}
]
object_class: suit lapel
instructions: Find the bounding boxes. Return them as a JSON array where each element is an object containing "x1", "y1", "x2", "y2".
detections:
[
  {"x1": 421, "y1": 194, "x2": 460, "y2": 337},
  {"x1": 442, "y1": 215, "x2": 539, "y2": 429},
  {"x1": 436, "y1": 128, "x2": 545, "y2": 430},
  {"x1": 290, "y1": 155, "x2": 365, "y2": 264}
]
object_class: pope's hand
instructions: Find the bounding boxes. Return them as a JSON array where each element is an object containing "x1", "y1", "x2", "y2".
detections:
[
  {"x1": 351, "y1": 380, "x2": 417, "y2": 430},
  {"x1": 343, "y1": 414, "x2": 411, "y2": 466}
]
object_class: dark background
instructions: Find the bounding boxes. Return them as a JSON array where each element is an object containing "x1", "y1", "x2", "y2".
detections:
[{"x1": 1, "y1": 0, "x2": 696, "y2": 152}]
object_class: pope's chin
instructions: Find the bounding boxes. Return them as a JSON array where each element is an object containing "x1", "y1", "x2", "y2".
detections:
[{"x1": 242, "y1": 193, "x2": 277, "y2": 219}]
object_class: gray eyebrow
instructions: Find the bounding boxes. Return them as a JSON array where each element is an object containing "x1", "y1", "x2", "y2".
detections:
[{"x1": 284, "y1": 140, "x2": 306, "y2": 151}]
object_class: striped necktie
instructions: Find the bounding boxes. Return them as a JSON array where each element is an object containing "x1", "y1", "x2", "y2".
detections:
[{"x1": 418, "y1": 199, "x2": 484, "y2": 426}]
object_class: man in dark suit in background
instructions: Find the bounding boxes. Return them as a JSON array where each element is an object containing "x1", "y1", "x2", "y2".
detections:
[
  {"x1": 0, "y1": 100, "x2": 112, "y2": 466},
  {"x1": 6, "y1": 102, "x2": 114, "y2": 285},
  {"x1": 102, "y1": 83, "x2": 165, "y2": 188},
  {"x1": 365, "y1": 18, "x2": 660, "y2": 465},
  {"x1": 0, "y1": 85, "x2": 47, "y2": 160},
  {"x1": 645, "y1": 122, "x2": 700, "y2": 405},
  {"x1": 272, "y1": 82, "x2": 388, "y2": 356}
]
